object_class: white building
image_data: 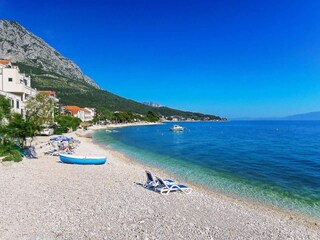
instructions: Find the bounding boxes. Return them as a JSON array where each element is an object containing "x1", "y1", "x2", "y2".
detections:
[
  {"x1": 0, "y1": 60, "x2": 37, "y2": 116},
  {"x1": 64, "y1": 106, "x2": 95, "y2": 122},
  {"x1": 84, "y1": 108, "x2": 95, "y2": 121}
]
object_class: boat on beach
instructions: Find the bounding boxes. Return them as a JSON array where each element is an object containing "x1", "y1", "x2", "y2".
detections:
[
  {"x1": 59, "y1": 154, "x2": 107, "y2": 165},
  {"x1": 170, "y1": 124, "x2": 185, "y2": 131}
]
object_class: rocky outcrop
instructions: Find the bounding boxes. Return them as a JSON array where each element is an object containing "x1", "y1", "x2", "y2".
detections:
[{"x1": 0, "y1": 20, "x2": 100, "y2": 89}]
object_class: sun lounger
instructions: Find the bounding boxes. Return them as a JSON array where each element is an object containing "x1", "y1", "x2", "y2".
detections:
[
  {"x1": 144, "y1": 170, "x2": 174, "y2": 189},
  {"x1": 155, "y1": 177, "x2": 192, "y2": 195}
]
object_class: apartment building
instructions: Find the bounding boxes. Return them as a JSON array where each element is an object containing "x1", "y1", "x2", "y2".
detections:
[{"x1": 0, "y1": 60, "x2": 37, "y2": 116}]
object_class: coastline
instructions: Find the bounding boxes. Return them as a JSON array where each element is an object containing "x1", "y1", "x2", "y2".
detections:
[
  {"x1": 93, "y1": 124, "x2": 320, "y2": 223},
  {"x1": 75, "y1": 122, "x2": 163, "y2": 137},
  {"x1": 0, "y1": 125, "x2": 319, "y2": 239}
]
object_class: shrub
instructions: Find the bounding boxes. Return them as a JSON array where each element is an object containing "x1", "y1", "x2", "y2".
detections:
[{"x1": 0, "y1": 144, "x2": 23, "y2": 162}]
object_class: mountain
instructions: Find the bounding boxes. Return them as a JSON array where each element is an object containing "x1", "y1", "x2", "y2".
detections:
[
  {"x1": 0, "y1": 20, "x2": 99, "y2": 88},
  {"x1": 233, "y1": 112, "x2": 320, "y2": 121},
  {"x1": 283, "y1": 111, "x2": 320, "y2": 120},
  {"x1": 0, "y1": 20, "x2": 224, "y2": 120}
]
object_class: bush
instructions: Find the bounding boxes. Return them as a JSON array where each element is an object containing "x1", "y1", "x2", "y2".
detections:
[
  {"x1": 53, "y1": 126, "x2": 65, "y2": 135},
  {"x1": 0, "y1": 144, "x2": 23, "y2": 162},
  {"x1": 2, "y1": 150, "x2": 22, "y2": 162}
]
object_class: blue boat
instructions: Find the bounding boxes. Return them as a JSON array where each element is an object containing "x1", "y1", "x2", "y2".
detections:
[{"x1": 59, "y1": 154, "x2": 107, "y2": 165}]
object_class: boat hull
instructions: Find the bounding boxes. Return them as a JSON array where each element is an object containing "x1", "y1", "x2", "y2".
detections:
[
  {"x1": 170, "y1": 125, "x2": 184, "y2": 131},
  {"x1": 59, "y1": 154, "x2": 107, "y2": 165},
  {"x1": 170, "y1": 128, "x2": 184, "y2": 131}
]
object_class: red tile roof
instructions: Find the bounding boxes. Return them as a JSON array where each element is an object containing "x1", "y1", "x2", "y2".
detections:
[
  {"x1": 64, "y1": 106, "x2": 81, "y2": 115},
  {"x1": 39, "y1": 91, "x2": 56, "y2": 95},
  {"x1": 0, "y1": 60, "x2": 10, "y2": 65},
  {"x1": 64, "y1": 106, "x2": 91, "y2": 115},
  {"x1": 80, "y1": 108, "x2": 90, "y2": 113}
]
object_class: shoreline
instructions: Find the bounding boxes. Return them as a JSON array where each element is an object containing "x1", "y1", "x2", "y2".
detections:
[
  {"x1": 106, "y1": 144, "x2": 320, "y2": 226},
  {"x1": 0, "y1": 125, "x2": 319, "y2": 239},
  {"x1": 91, "y1": 125, "x2": 320, "y2": 227},
  {"x1": 75, "y1": 122, "x2": 163, "y2": 137}
]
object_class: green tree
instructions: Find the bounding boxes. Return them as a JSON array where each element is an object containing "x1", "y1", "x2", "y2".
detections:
[
  {"x1": 112, "y1": 112, "x2": 136, "y2": 123},
  {"x1": 0, "y1": 113, "x2": 28, "y2": 162},
  {"x1": 145, "y1": 111, "x2": 160, "y2": 122},
  {"x1": 93, "y1": 108, "x2": 112, "y2": 123},
  {"x1": 54, "y1": 115, "x2": 81, "y2": 134},
  {"x1": 25, "y1": 93, "x2": 55, "y2": 128},
  {"x1": 0, "y1": 113, "x2": 39, "y2": 147},
  {"x1": 0, "y1": 96, "x2": 11, "y2": 121}
]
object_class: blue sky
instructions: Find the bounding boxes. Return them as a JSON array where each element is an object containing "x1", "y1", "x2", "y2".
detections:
[{"x1": 1, "y1": 0, "x2": 320, "y2": 118}]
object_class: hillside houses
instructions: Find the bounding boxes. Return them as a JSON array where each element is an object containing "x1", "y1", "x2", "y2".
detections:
[
  {"x1": 38, "y1": 91, "x2": 59, "y2": 103},
  {"x1": 0, "y1": 59, "x2": 95, "y2": 123}
]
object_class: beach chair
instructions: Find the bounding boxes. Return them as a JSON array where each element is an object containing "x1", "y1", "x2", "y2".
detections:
[
  {"x1": 155, "y1": 177, "x2": 192, "y2": 195},
  {"x1": 143, "y1": 170, "x2": 174, "y2": 189}
]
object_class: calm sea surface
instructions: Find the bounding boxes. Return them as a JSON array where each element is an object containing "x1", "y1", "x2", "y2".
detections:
[{"x1": 93, "y1": 121, "x2": 320, "y2": 218}]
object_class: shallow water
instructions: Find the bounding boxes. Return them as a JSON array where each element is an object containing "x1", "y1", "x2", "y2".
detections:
[{"x1": 93, "y1": 121, "x2": 320, "y2": 218}]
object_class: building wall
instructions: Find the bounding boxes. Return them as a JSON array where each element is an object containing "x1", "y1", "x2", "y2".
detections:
[
  {"x1": 3, "y1": 68, "x2": 33, "y2": 95},
  {"x1": 84, "y1": 113, "x2": 93, "y2": 121},
  {"x1": 85, "y1": 108, "x2": 96, "y2": 119},
  {"x1": 77, "y1": 110, "x2": 93, "y2": 122},
  {"x1": 0, "y1": 90, "x2": 23, "y2": 115},
  {"x1": 0, "y1": 63, "x2": 36, "y2": 118}
]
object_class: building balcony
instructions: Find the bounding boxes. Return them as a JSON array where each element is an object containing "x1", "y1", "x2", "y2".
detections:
[{"x1": 3, "y1": 83, "x2": 36, "y2": 96}]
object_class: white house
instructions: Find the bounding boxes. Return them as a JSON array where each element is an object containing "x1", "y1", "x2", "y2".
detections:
[
  {"x1": 64, "y1": 106, "x2": 95, "y2": 122},
  {"x1": 0, "y1": 59, "x2": 37, "y2": 116},
  {"x1": 84, "y1": 108, "x2": 95, "y2": 120}
]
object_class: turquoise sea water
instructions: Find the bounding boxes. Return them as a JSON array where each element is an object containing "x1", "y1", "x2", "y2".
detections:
[{"x1": 93, "y1": 121, "x2": 320, "y2": 218}]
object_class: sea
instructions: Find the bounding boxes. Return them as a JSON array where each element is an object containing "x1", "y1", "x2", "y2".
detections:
[{"x1": 93, "y1": 121, "x2": 320, "y2": 219}]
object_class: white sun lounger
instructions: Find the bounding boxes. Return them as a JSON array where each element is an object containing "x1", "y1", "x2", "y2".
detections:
[
  {"x1": 155, "y1": 177, "x2": 192, "y2": 195},
  {"x1": 144, "y1": 170, "x2": 174, "y2": 189}
]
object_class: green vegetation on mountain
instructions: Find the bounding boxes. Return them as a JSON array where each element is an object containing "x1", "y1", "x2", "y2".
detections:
[{"x1": 17, "y1": 63, "x2": 225, "y2": 121}]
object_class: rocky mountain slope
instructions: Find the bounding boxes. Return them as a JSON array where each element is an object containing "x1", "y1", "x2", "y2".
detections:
[
  {"x1": 0, "y1": 20, "x2": 99, "y2": 88},
  {"x1": 0, "y1": 19, "x2": 224, "y2": 120}
]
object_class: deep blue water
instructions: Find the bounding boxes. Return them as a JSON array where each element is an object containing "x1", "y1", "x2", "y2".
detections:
[{"x1": 93, "y1": 121, "x2": 320, "y2": 218}]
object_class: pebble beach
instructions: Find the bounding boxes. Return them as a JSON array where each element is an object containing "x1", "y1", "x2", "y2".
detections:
[{"x1": 1, "y1": 126, "x2": 320, "y2": 240}]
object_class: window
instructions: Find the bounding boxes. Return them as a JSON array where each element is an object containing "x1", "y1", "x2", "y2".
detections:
[
  {"x1": 16, "y1": 100, "x2": 19, "y2": 109},
  {"x1": 8, "y1": 77, "x2": 13, "y2": 82}
]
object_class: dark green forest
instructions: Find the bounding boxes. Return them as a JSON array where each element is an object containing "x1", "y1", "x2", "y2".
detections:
[{"x1": 18, "y1": 63, "x2": 225, "y2": 121}]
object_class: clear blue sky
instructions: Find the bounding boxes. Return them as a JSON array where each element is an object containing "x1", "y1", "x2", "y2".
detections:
[{"x1": 1, "y1": 0, "x2": 320, "y2": 118}]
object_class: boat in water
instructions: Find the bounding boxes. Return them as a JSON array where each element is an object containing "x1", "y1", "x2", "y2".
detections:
[
  {"x1": 60, "y1": 154, "x2": 107, "y2": 165},
  {"x1": 170, "y1": 124, "x2": 185, "y2": 131}
]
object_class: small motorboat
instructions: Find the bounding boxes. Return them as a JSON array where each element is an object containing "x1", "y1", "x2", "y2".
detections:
[
  {"x1": 59, "y1": 154, "x2": 107, "y2": 165},
  {"x1": 170, "y1": 124, "x2": 185, "y2": 131}
]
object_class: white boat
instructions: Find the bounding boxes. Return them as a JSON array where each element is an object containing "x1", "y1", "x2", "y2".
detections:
[
  {"x1": 170, "y1": 125, "x2": 184, "y2": 131},
  {"x1": 40, "y1": 128, "x2": 54, "y2": 136}
]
